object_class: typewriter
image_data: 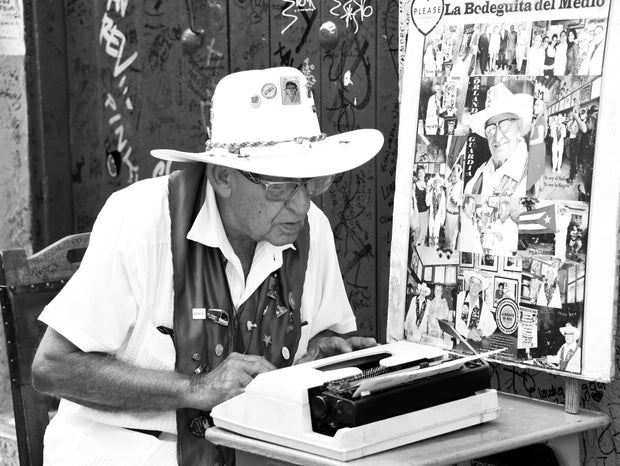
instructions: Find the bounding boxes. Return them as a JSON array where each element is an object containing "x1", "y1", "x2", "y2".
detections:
[{"x1": 211, "y1": 341, "x2": 500, "y2": 461}]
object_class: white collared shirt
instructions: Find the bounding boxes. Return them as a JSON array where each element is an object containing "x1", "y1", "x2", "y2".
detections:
[{"x1": 39, "y1": 174, "x2": 356, "y2": 437}]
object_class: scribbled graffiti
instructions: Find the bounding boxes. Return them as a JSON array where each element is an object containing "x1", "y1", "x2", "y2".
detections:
[
  {"x1": 106, "y1": 0, "x2": 129, "y2": 17},
  {"x1": 186, "y1": 37, "x2": 225, "y2": 135},
  {"x1": 152, "y1": 160, "x2": 173, "y2": 178},
  {"x1": 100, "y1": 13, "x2": 138, "y2": 78},
  {"x1": 273, "y1": 7, "x2": 317, "y2": 68},
  {"x1": 324, "y1": 36, "x2": 372, "y2": 132},
  {"x1": 99, "y1": 3, "x2": 139, "y2": 183},
  {"x1": 383, "y1": 0, "x2": 399, "y2": 73},
  {"x1": 281, "y1": 0, "x2": 317, "y2": 35},
  {"x1": 330, "y1": 173, "x2": 374, "y2": 314},
  {"x1": 329, "y1": 0, "x2": 374, "y2": 34},
  {"x1": 301, "y1": 58, "x2": 316, "y2": 92}
]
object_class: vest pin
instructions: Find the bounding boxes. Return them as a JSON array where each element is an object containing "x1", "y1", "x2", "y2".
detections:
[
  {"x1": 207, "y1": 308, "x2": 230, "y2": 327},
  {"x1": 276, "y1": 305, "x2": 288, "y2": 318},
  {"x1": 192, "y1": 352, "x2": 201, "y2": 361},
  {"x1": 214, "y1": 343, "x2": 224, "y2": 357},
  {"x1": 247, "y1": 321, "x2": 257, "y2": 332},
  {"x1": 281, "y1": 346, "x2": 290, "y2": 360},
  {"x1": 288, "y1": 291, "x2": 296, "y2": 310}
]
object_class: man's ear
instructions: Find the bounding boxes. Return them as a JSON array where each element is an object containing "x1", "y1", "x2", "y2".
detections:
[{"x1": 207, "y1": 164, "x2": 234, "y2": 198}]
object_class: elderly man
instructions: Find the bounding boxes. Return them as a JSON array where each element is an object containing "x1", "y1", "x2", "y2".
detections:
[
  {"x1": 456, "y1": 271, "x2": 497, "y2": 343},
  {"x1": 465, "y1": 82, "x2": 533, "y2": 198},
  {"x1": 490, "y1": 199, "x2": 518, "y2": 255},
  {"x1": 457, "y1": 194, "x2": 482, "y2": 254},
  {"x1": 31, "y1": 67, "x2": 383, "y2": 465}
]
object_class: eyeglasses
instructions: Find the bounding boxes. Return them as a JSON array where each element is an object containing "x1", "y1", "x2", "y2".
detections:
[
  {"x1": 484, "y1": 118, "x2": 519, "y2": 138},
  {"x1": 239, "y1": 171, "x2": 334, "y2": 201}
]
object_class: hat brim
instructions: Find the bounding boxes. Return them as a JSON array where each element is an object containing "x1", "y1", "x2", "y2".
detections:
[
  {"x1": 559, "y1": 326, "x2": 580, "y2": 339},
  {"x1": 470, "y1": 94, "x2": 533, "y2": 138},
  {"x1": 151, "y1": 129, "x2": 384, "y2": 178}
]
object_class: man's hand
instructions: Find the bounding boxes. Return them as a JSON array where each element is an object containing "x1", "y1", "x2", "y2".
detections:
[
  {"x1": 189, "y1": 352, "x2": 275, "y2": 410},
  {"x1": 296, "y1": 331, "x2": 378, "y2": 364}
]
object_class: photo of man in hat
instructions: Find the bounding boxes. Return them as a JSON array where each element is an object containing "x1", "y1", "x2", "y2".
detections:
[
  {"x1": 282, "y1": 78, "x2": 301, "y2": 105},
  {"x1": 465, "y1": 82, "x2": 533, "y2": 198},
  {"x1": 455, "y1": 271, "x2": 497, "y2": 344},
  {"x1": 31, "y1": 67, "x2": 383, "y2": 465},
  {"x1": 404, "y1": 282, "x2": 432, "y2": 343},
  {"x1": 545, "y1": 323, "x2": 581, "y2": 373}
]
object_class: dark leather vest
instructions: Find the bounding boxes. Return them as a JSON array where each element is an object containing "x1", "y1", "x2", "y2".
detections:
[{"x1": 168, "y1": 165, "x2": 310, "y2": 465}]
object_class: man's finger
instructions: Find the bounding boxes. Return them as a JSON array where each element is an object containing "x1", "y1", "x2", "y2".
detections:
[
  {"x1": 241, "y1": 357, "x2": 276, "y2": 377},
  {"x1": 346, "y1": 336, "x2": 378, "y2": 350}
]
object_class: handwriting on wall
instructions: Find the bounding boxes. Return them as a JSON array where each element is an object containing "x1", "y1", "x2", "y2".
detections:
[
  {"x1": 329, "y1": 0, "x2": 374, "y2": 34},
  {"x1": 492, "y1": 357, "x2": 620, "y2": 464},
  {"x1": 100, "y1": 1, "x2": 139, "y2": 183},
  {"x1": 281, "y1": 0, "x2": 317, "y2": 35}
]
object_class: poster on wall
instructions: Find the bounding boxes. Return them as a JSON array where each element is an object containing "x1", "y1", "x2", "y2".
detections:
[{"x1": 388, "y1": 0, "x2": 620, "y2": 381}]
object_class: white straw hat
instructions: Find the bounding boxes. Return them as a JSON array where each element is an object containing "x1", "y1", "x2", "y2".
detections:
[
  {"x1": 463, "y1": 270, "x2": 490, "y2": 290},
  {"x1": 559, "y1": 323, "x2": 580, "y2": 340},
  {"x1": 470, "y1": 82, "x2": 533, "y2": 138},
  {"x1": 151, "y1": 67, "x2": 384, "y2": 178}
]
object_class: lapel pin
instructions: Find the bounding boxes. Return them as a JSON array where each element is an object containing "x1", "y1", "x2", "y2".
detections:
[
  {"x1": 207, "y1": 308, "x2": 229, "y2": 327},
  {"x1": 276, "y1": 305, "x2": 288, "y2": 318}
]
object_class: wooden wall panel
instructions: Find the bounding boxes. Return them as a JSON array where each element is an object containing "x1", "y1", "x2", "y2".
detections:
[
  {"x1": 375, "y1": 0, "x2": 400, "y2": 342},
  {"x1": 229, "y1": 0, "x2": 271, "y2": 72},
  {"x1": 317, "y1": 4, "x2": 380, "y2": 337},
  {"x1": 24, "y1": 0, "x2": 74, "y2": 251},
  {"x1": 66, "y1": 1, "x2": 230, "y2": 232}
]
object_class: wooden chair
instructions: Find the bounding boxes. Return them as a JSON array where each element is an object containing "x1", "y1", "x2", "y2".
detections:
[{"x1": 0, "y1": 233, "x2": 89, "y2": 466}]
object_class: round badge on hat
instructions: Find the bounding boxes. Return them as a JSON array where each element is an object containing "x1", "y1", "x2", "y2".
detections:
[{"x1": 261, "y1": 83, "x2": 277, "y2": 99}]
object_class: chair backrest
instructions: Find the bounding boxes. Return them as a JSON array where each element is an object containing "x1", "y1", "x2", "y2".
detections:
[{"x1": 0, "y1": 233, "x2": 89, "y2": 466}]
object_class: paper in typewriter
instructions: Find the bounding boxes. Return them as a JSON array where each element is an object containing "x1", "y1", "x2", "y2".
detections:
[{"x1": 388, "y1": 0, "x2": 620, "y2": 381}]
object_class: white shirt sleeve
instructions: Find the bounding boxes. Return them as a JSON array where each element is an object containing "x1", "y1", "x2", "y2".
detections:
[{"x1": 39, "y1": 191, "x2": 143, "y2": 354}]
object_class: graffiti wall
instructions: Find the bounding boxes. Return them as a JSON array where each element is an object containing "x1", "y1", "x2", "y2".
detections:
[
  {"x1": 52, "y1": 1, "x2": 399, "y2": 339},
  {"x1": 0, "y1": 0, "x2": 30, "y2": 418}
]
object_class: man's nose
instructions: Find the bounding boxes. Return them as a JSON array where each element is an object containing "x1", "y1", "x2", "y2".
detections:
[
  {"x1": 493, "y1": 129, "x2": 508, "y2": 143},
  {"x1": 285, "y1": 185, "x2": 311, "y2": 215}
]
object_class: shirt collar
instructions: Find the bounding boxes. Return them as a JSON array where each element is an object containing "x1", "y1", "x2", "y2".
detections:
[{"x1": 186, "y1": 180, "x2": 294, "y2": 271}]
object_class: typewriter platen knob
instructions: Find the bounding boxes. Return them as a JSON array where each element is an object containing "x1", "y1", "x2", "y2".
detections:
[{"x1": 310, "y1": 395, "x2": 329, "y2": 420}]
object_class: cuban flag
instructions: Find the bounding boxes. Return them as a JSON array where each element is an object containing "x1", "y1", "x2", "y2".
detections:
[{"x1": 519, "y1": 204, "x2": 556, "y2": 234}]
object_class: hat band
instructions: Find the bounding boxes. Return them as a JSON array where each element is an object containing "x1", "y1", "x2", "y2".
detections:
[{"x1": 205, "y1": 133, "x2": 327, "y2": 155}]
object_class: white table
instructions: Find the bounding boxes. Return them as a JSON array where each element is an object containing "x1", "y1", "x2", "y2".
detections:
[{"x1": 205, "y1": 392, "x2": 609, "y2": 466}]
